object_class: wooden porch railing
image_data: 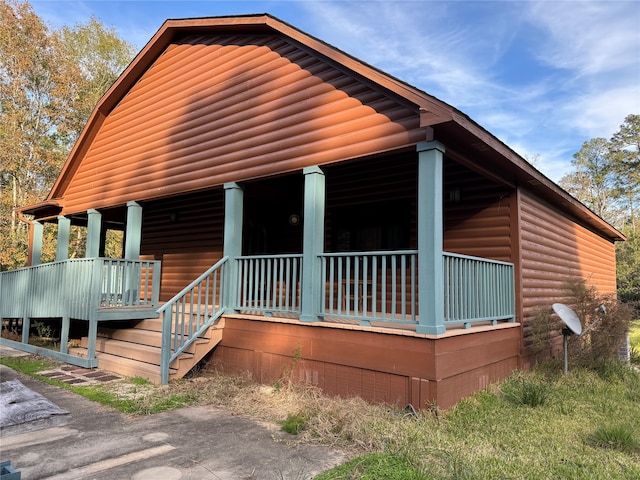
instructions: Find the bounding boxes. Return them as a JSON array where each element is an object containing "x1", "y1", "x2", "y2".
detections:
[
  {"x1": 443, "y1": 252, "x2": 515, "y2": 327},
  {"x1": 235, "y1": 254, "x2": 303, "y2": 315},
  {"x1": 320, "y1": 251, "x2": 419, "y2": 324},
  {"x1": 157, "y1": 256, "x2": 227, "y2": 384},
  {"x1": 233, "y1": 251, "x2": 515, "y2": 329},
  {"x1": 0, "y1": 258, "x2": 160, "y2": 366},
  {"x1": 0, "y1": 258, "x2": 160, "y2": 320}
]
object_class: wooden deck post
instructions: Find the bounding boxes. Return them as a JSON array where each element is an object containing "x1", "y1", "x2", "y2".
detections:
[
  {"x1": 224, "y1": 182, "x2": 243, "y2": 312},
  {"x1": 86, "y1": 209, "x2": 102, "y2": 258},
  {"x1": 300, "y1": 166, "x2": 325, "y2": 322},
  {"x1": 124, "y1": 201, "x2": 142, "y2": 259},
  {"x1": 56, "y1": 216, "x2": 71, "y2": 261},
  {"x1": 30, "y1": 221, "x2": 43, "y2": 266},
  {"x1": 417, "y1": 141, "x2": 446, "y2": 335}
]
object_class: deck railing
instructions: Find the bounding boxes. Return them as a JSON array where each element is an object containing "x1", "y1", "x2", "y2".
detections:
[
  {"x1": 0, "y1": 258, "x2": 160, "y2": 368},
  {"x1": 443, "y1": 252, "x2": 515, "y2": 327},
  {"x1": 320, "y1": 251, "x2": 419, "y2": 324},
  {"x1": 233, "y1": 251, "x2": 515, "y2": 328},
  {"x1": 0, "y1": 258, "x2": 160, "y2": 321},
  {"x1": 157, "y1": 256, "x2": 227, "y2": 384},
  {"x1": 100, "y1": 259, "x2": 159, "y2": 308},
  {"x1": 235, "y1": 254, "x2": 303, "y2": 315}
]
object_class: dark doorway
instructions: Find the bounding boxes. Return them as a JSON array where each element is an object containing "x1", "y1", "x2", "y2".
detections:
[{"x1": 243, "y1": 174, "x2": 304, "y2": 255}]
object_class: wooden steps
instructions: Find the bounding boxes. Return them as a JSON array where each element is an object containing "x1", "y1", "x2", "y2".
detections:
[{"x1": 70, "y1": 317, "x2": 224, "y2": 384}]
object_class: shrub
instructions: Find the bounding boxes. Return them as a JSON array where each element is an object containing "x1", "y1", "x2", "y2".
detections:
[
  {"x1": 531, "y1": 278, "x2": 633, "y2": 369},
  {"x1": 565, "y1": 279, "x2": 632, "y2": 364},
  {"x1": 529, "y1": 306, "x2": 561, "y2": 356}
]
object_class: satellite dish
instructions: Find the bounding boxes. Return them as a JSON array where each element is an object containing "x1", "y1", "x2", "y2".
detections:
[
  {"x1": 552, "y1": 303, "x2": 583, "y2": 376},
  {"x1": 552, "y1": 303, "x2": 582, "y2": 335}
]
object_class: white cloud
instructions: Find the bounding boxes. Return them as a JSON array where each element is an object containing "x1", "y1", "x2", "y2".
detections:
[
  {"x1": 526, "y1": 1, "x2": 640, "y2": 76},
  {"x1": 561, "y1": 83, "x2": 640, "y2": 139}
]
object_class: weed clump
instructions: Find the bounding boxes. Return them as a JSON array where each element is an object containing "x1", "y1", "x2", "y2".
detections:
[
  {"x1": 501, "y1": 373, "x2": 551, "y2": 407},
  {"x1": 588, "y1": 424, "x2": 639, "y2": 453},
  {"x1": 281, "y1": 412, "x2": 308, "y2": 435}
]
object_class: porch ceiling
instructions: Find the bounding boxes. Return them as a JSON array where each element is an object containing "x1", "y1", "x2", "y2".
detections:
[{"x1": 433, "y1": 119, "x2": 625, "y2": 242}]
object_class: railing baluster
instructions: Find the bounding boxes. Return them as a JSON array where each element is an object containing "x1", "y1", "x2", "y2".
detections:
[
  {"x1": 400, "y1": 255, "x2": 406, "y2": 321},
  {"x1": 371, "y1": 256, "x2": 377, "y2": 319},
  {"x1": 381, "y1": 255, "x2": 387, "y2": 319},
  {"x1": 292, "y1": 257, "x2": 298, "y2": 310},
  {"x1": 277, "y1": 258, "x2": 284, "y2": 310},
  {"x1": 391, "y1": 255, "x2": 397, "y2": 319},
  {"x1": 284, "y1": 257, "x2": 291, "y2": 311},
  {"x1": 248, "y1": 259, "x2": 255, "y2": 309},
  {"x1": 354, "y1": 257, "x2": 360, "y2": 316},
  {"x1": 321, "y1": 257, "x2": 327, "y2": 315},
  {"x1": 337, "y1": 258, "x2": 343, "y2": 315},
  {"x1": 411, "y1": 254, "x2": 416, "y2": 319},
  {"x1": 328, "y1": 257, "x2": 335, "y2": 314}
]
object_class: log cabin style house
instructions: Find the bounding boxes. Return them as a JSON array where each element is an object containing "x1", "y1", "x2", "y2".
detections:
[{"x1": 0, "y1": 15, "x2": 625, "y2": 409}]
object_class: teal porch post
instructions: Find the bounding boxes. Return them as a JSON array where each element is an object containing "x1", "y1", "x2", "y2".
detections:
[
  {"x1": 56, "y1": 216, "x2": 71, "y2": 261},
  {"x1": 31, "y1": 221, "x2": 43, "y2": 266},
  {"x1": 22, "y1": 220, "x2": 40, "y2": 341},
  {"x1": 86, "y1": 209, "x2": 102, "y2": 258},
  {"x1": 57, "y1": 216, "x2": 71, "y2": 354},
  {"x1": 417, "y1": 141, "x2": 446, "y2": 335},
  {"x1": 300, "y1": 166, "x2": 325, "y2": 322},
  {"x1": 124, "y1": 201, "x2": 142, "y2": 259},
  {"x1": 223, "y1": 183, "x2": 243, "y2": 312},
  {"x1": 22, "y1": 220, "x2": 40, "y2": 342}
]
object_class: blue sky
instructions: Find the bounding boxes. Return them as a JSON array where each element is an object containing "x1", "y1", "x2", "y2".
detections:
[{"x1": 30, "y1": 0, "x2": 640, "y2": 182}]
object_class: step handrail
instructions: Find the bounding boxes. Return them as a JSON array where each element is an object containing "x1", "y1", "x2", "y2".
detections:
[{"x1": 158, "y1": 256, "x2": 228, "y2": 384}]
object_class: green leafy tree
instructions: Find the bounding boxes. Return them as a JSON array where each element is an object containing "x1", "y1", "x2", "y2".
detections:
[
  {"x1": 558, "y1": 115, "x2": 640, "y2": 305},
  {"x1": 56, "y1": 16, "x2": 135, "y2": 147},
  {"x1": 0, "y1": 0, "x2": 61, "y2": 268},
  {"x1": 610, "y1": 115, "x2": 640, "y2": 304},
  {"x1": 0, "y1": 0, "x2": 134, "y2": 269},
  {"x1": 560, "y1": 138, "x2": 621, "y2": 226},
  {"x1": 610, "y1": 114, "x2": 640, "y2": 235}
]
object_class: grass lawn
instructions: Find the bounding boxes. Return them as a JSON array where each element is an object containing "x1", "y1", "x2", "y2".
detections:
[
  {"x1": 315, "y1": 365, "x2": 640, "y2": 479},
  {"x1": 2, "y1": 355, "x2": 639, "y2": 479}
]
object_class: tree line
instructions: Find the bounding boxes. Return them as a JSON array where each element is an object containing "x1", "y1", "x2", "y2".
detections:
[
  {"x1": 0, "y1": 0, "x2": 134, "y2": 268},
  {"x1": 1, "y1": 0, "x2": 638, "y2": 306},
  {"x1": 559, "y1": 114, "x2": 640, "y2": 304}
]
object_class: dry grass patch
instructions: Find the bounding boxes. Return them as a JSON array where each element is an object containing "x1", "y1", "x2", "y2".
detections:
[{"x1": 173, "y1": 369, "x2": 416, "y2": 453}]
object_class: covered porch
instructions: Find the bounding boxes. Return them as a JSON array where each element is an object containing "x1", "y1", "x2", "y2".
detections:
[{"x1": 1, "y1": 141, "x2": 518, "y2": 394}]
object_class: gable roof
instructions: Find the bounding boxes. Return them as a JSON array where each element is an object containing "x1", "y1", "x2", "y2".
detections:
[{"x1": 23, "y1": 14, "x2": 624, "y2": 241}]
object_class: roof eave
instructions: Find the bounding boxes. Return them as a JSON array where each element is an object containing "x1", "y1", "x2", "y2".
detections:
[
  {"x1": 447, "y1": 113, "x2": 626, "y2": 242},
  {"x1": 17, "y1": 199, "x2": 63, "y2": 219}
]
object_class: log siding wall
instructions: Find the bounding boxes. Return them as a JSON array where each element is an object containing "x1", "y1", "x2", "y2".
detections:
[
  {"x1": 443, "y1": 160, "x2": 513, "y2": 262},
  {"x1": 58, "y1": 34, "x2": 425, "y2": 215},
  {"x1": 519, "y1": 189, "x2": 617, "y2": 353},
  {"x1": 140, "y1": 189, "x2": 224, "y2": 301}
]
